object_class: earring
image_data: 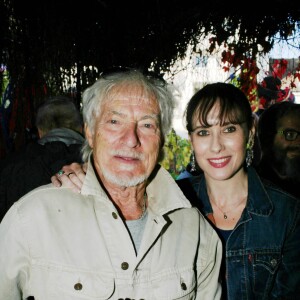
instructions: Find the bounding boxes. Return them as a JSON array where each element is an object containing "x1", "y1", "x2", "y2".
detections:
[
  {"x1": 245, "y1": 136, "x2": 254, "y2": 168},
  {"x1": 190, "y1": 152, "x2": 196, "y2": 172}
]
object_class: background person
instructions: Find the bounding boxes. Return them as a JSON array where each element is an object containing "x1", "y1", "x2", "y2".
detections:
[
  {"x1": 0, "y1": 69, "x2": 222, "y2": 299},
  {"x1": 0, "y1": 95, "x2": 84, "y2": 221},
  {"x1": 256, "y1": 101, "x2": 300, "y2": 199}
]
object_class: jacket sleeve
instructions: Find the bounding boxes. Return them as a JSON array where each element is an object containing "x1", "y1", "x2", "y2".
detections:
[
  {"x1": 273, "y1": 199, "x2": 300, "y2": 297},
  {"x1": 0, "y1": 204, "x2": 28, "y2": 300},
  {"x1": 196, "y1": 212, "x2": 222, "y2": 299}
]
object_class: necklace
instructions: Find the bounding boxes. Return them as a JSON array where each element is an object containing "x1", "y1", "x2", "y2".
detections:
[{"x1": 212, "y1": 197, "x2": 247, "y2": 219}]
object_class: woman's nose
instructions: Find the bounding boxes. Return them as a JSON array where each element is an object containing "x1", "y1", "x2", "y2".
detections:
[{"x1": 210, "y1": 133, "x2": 223, "y2": 153}]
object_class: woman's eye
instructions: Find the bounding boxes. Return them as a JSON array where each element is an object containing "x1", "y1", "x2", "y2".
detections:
[
  {"x1": 197, "y1": 130, "x2": 209, "y2": 136},
  {"x1": 224, "y1": 126, "x2": 236, "y2": 133}
]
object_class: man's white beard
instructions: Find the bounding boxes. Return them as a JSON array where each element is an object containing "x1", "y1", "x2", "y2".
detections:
[{"x1": 102, "y1": 169, "x2": 148, "y2": 187}]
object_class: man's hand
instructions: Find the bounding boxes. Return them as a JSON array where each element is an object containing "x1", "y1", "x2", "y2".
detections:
[{"x1": 51, "y1": 162, "x2": 87, "y2": 193}]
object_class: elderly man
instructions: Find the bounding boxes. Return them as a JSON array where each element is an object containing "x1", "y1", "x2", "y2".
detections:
[{"x1": 0, "y1": 69, "x2": 222, "y2": 299}]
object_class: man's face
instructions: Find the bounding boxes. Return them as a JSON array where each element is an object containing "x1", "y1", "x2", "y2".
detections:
[
  {"x1": 86, "y1": 84, "x2": 162, "y2": 187},
  {"x1": 272, "y1": 111, "x2": 300, "y2": 179}
]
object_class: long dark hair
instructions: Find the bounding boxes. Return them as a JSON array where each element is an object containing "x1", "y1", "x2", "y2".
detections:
[{"x1": 185, "y1": 82, "x2": 253, "y2": 133}]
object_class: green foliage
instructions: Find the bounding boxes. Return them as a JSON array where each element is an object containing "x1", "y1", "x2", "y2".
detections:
[
  {"x1": 160, "y1": 128, "x2": 192, "y2": 179},
  {"x1": 0, "y1": 69, "x2": 9, "y2": 105}
]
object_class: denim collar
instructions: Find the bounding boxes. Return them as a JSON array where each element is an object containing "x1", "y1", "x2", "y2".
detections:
[{"x1": 189, "y1": 167, "x2": 273, "y2": 218}]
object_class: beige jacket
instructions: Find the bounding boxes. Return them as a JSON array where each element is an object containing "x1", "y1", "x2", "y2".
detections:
[{"x1": 0, "y1": 162, "x2": 222, "y2": 300}]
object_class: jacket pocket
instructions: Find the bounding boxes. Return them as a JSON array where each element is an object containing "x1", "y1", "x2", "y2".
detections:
[
  {"x1": 251, "y1": 250, "x2": 282, "y2": 295},
  {"x1": 55, "y1": 269, "x2": 115, "y2": 300},
  {"x1": 152, "y1": 268, "x2": 196, "y2": 300}
]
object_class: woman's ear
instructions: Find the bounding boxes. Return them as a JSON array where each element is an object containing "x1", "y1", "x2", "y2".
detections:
[
  {"x1": 249, "y1": 123, "x2": 256, "y2": 142},
  {"x1": 84, "y1": 123, "x2": 94, "y2": 148},
  {"x1": 188, "y1": 133, "x2": 194, "y2": 151}
]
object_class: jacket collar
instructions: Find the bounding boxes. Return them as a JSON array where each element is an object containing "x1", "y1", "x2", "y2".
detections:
[
  {"x1": 38, "y1": 128, "x2": 84, "y2": 146},
  {"x1": 81, "y1": 155, "x2": 192, "y2": 215},
  {"x1": 191, "y1": 167, "x2": 273, "y2": 217}
]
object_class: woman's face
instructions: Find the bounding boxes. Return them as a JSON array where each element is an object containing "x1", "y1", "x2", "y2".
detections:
[{"x1": 189, "y1": 103, "x2": 249, "y2": 181}]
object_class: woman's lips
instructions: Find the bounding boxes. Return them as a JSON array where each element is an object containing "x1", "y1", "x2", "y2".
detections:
[{"x1": 208, "y1": 156, "x2": 231, "y2": 168}]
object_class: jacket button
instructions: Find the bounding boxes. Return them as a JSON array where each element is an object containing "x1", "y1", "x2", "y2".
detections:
[
  {"x1": 181, "y1": 282, "x2": 187, "y2": 290},
  {"x1": 112, "y1": 212, "x2": 118, "y2": 219},
  {"x1": 270, "y1": 259, "x2": 277, "y2": 267},
  {"x1": 74, "y1": 282, "x2": 83, "y2": 290},
  {"x1": 121, "y1": 262, "x2": 129, "y2": 270}
]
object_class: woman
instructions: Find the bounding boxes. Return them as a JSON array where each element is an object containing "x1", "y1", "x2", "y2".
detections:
[
  {"x1": 177, "y1": 82, "x2": 300, "y2": 299},
  {"x1": 52, "y1": 82, "x2": 300, "y2": 299}
]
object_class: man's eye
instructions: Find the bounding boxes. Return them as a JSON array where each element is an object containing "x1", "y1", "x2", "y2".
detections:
[
  {"x1": 137, "y1": 121, "x2": 158, "y2": 135},
  {"x1": 144, "y1": 123, "x2": 154, "y2": 129},
  {"x1": 224, "y1": 126, "x2": 236, "y2": 133},
  {"x1": 139, "y1": 122, "x2": 157, "y2": 132},
  {"x1": 286, "y1": 131, "x2": 296, "y2": 139},
  {"x1": 109, "y1": 119, "x2": 119, "y2": 124}
]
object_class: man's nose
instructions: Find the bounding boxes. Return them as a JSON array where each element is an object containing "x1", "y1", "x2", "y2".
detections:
[{"x1": 120, "y1": 122, "x2": 141, "y2": 148}]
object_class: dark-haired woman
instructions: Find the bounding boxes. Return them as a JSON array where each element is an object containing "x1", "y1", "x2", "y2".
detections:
[{"x1": 178, "y1": 82, "x2": 300, "y2": 299}]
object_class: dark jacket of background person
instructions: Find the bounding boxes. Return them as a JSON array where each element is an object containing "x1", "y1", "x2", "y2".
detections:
[
  {"x1": 177, "y1": 166, "x2": 300, "y2": 299},
  {"x1": 256, "y1": 101, "x2": 300, "y2": 199},
  {"x1": 0, "y1": 96, "x2": 84, "y2": 221}
]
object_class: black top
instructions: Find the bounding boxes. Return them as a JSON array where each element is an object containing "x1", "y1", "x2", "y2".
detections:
[{"x1": 0, "y1": 129, "x2": 84, "y2": 221}]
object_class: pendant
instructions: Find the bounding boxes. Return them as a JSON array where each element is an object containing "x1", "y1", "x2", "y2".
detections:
[{"x1": 223, "y1": 214, "x2": 228, "y2": 219}]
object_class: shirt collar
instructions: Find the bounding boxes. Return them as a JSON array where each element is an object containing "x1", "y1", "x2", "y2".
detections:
[{"x1": 81, "y1": 155, "x2": 192, "y2": 214}]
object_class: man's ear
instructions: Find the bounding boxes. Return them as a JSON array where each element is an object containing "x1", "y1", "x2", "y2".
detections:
[
  {"x1": 84, "y1": 123, "x2": 94, "y2": 148},
  {"x1": 37, "y1": 128, "x2": 44, "y2": 138}
]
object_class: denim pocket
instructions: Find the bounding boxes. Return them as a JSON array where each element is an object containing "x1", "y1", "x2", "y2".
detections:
[{"x1": 251, "y1": 249, "x2": 282, "y2": 295}]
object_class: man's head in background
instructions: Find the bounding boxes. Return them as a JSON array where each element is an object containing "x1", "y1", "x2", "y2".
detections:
[
  {"x1": 258, "y1": 101, "x2": 300, "y2": 181},
  {"x1": 36, "y1": 95, "x2": 83, "y2": 138}
]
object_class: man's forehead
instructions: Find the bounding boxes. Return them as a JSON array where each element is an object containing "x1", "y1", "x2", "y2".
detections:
[
  {"x1": 278, "y1": 112, "x2": 300, "y2": 127},
  {"x1": 106, "y1": 97, "x2": 157, "y2": 106}
]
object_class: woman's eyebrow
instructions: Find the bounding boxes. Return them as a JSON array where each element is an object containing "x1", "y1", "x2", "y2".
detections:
[{"x1": 192, "y1": 124, "x2": 210, "y2": 131}]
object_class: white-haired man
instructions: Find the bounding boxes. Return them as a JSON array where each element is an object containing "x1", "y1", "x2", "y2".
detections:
[{"x1": 0, "y1": 69, "x2": 222, "y2": 299}]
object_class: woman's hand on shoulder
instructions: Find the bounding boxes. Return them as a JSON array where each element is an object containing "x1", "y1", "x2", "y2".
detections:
[{"x1": 51, "y1": 162, "x2": 87, "y2": 193}]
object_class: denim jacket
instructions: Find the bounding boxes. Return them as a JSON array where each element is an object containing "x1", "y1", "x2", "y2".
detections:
[{"x1": 177, "y1": 167, "x2": 300, "y2": 299}]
